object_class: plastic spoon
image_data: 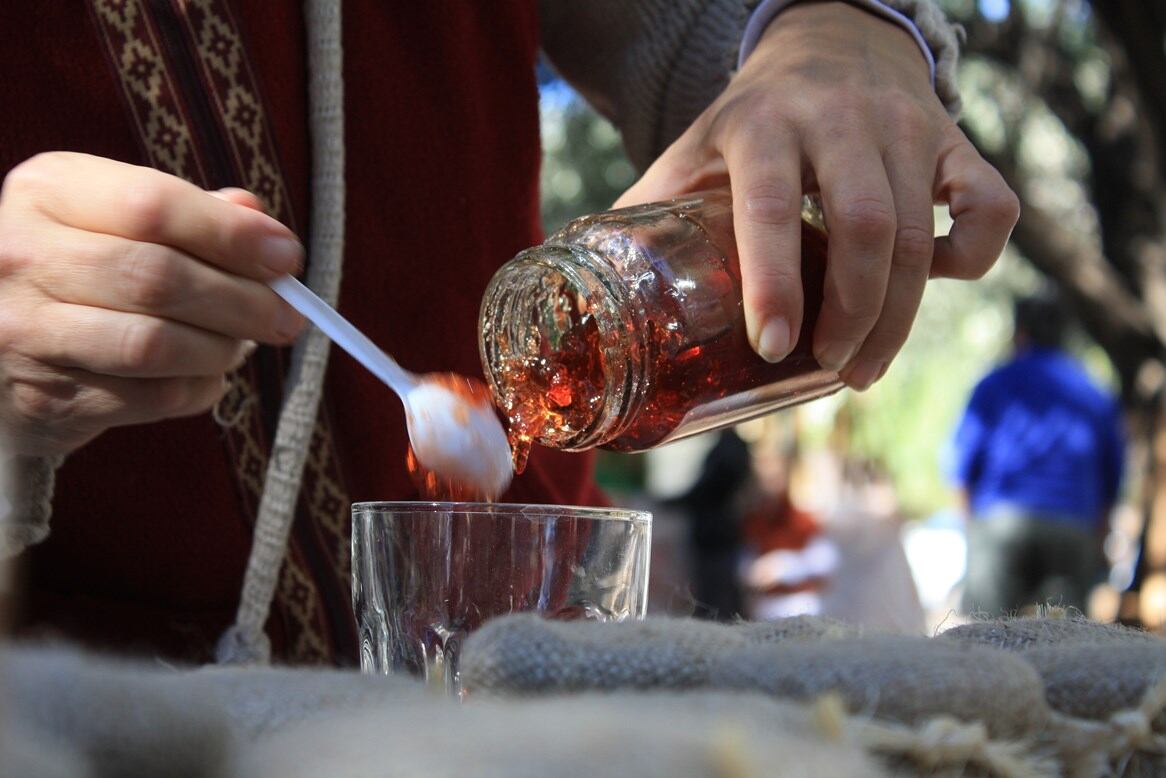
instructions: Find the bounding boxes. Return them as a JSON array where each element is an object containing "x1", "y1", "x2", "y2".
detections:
[{"x1": 269, "y1": 275, "x2": 513, "y2": 497}]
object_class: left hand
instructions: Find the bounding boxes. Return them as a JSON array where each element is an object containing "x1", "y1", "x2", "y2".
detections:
[{"x1": 615, "y1": 0, "x2": 1019, "y2": 390}]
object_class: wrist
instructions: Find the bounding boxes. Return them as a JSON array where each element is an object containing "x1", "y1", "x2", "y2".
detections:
[{"x1": 739, "y1": 0, "x2": 938, "y2": 91}]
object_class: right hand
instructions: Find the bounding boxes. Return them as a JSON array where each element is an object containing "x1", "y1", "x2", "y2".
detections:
[{"x1": 0, "y1": 152, "x2": 306, "y2": 457}]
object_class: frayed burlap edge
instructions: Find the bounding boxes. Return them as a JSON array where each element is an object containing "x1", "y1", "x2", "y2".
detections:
[
  {"x1": 1045, "y1": 675, "x2": 1166, "y2": 778},
  {"x1": 810, "y1": 695, "x2": 1059, "y2": 778}
]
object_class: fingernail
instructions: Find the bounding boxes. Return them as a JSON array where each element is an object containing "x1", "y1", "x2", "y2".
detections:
[
  {"x1": 846, "y1": 358, "x2": 885, "y2": 391},
  {"x1": 259, "y1": 236, "x2": 303, "y2": 275},
  {"x1": 275, "y1": 305, "x2": 305, "y2": 340},
  {"x1": 757, "y1": 317, "x2": 791, "y2": 363},
  {"x1": 817, "y1": 342, "x2": 858, "y2": 372}
]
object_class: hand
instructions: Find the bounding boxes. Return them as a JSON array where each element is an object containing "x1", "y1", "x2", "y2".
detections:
[
  {"x1": 616, "y1": 1, "x2": 1019, "y2": 390},
  {"x1": 0, "y1": 152, "x2": 306, "y2": 456}
]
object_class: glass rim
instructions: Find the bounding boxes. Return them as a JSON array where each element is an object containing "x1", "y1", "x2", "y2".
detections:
[{"x1": 351, "y1": 501, "x2": 651, "y2": 523}]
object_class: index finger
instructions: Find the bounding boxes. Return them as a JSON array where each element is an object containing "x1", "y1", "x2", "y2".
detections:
[
  {"x1": 725, "y1": 126, "x2": 805, "y2": 363},
  {"x1": 12, "y1": 152, "x2": 302, "y2": 280}
]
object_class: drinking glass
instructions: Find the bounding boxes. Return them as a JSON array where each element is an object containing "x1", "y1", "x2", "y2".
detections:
[{"x1": 352, "y1": 501, "x2": 652, "y2": 693}]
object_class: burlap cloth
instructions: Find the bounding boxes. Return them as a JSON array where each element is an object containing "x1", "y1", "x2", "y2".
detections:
[
  {"x1": 456, "y1": 614, "x2": 858, "y2": 693},
  {"x1": 5, "y1": 613, "x2": 1165, "y2": 777},
  {"x1": 1, "y1": 640, "x2": 881, "y2": 777},
  {"x1": 0, "y1": 644, "x2": 424, "y2": 777},
  {"x1": 460, "y1": 613, "x2": 1166, "y2": 777},
  {"x1": 237, "y1": 690, "x2": 889, "y2": 777},
  {"x1": 940, "y1": 613, "x2": 1161, "y2": 651},
  {"x1": 461, "y1": 615, "x2": 1060, "y2": 777},
  {"x1": 940, "y1": 613, "x2": 1166, "y2": 777}
]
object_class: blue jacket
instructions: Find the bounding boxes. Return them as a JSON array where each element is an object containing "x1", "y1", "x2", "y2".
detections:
[{"x1": 950, "y1": 348, "x2": 1125, "y2": 527}]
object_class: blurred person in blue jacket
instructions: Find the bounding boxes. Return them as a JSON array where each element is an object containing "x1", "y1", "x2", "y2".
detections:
[{"x1": 950, "y1": 293, "x2": 1125, "y2": 615}]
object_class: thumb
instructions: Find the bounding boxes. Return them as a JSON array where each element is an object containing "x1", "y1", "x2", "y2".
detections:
[{"x1": 613, "y1": 136, "x2": 722, "y2": 209}]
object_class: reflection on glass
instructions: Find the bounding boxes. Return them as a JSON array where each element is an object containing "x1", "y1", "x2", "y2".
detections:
[{"x1": 352, "y1": 502, "x2": 651, "y2": 695}]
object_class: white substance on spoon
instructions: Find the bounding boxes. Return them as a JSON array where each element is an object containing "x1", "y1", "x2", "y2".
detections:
[
  {"x1": 268, "y1": 275, "x2": 513, "y2": 497},
  {"x1": 405, "y1": 380, "x2": 513, "y2": 499}
]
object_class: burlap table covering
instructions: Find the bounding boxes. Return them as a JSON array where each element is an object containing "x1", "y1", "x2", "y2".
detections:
[
  {"x1": 457, "y1": 614, "x2": 857, "y2": 693},
  {"x1": 0, "y1": 644, "x2": 424, "y2": 777},
  {"x1": 236, "y1": 690, "x2": 889, "y2": 777},
  {"x1": 461, "y1": 615, "x2": 1060, "y2": 777},
  {"x1": 1, "y1": 642, "x2": 884, "y2": 777},
  {"x1": 2, "y1": 644, "x2": 234, "y2": 777},
  {"x1": 6, "y1": 614, "x2": 1165, "y2": 777},
  {"x1": 460, "y1": 613, "x2": 1166, "y2": 777},
  {"x1": 1024, "y1": 643, "x2": 1166, "y2": 778},
  {"x1": 941, "y1": 613, "x2": 1166, "y2": 776},
  {"x1": 940, "y1": 612, "x2": 1161, "y2": 651}
]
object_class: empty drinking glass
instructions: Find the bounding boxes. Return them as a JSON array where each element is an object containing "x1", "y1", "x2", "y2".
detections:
[{"x1": 352, "y1": 501, "x2": 651, "y2": 694}]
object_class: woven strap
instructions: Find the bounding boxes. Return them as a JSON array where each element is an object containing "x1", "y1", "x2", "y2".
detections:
[{"x1": 217, "y1": 0, "x2": 347, "y2": 664}]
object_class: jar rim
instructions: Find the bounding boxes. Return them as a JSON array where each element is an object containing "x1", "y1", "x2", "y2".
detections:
[{"x1": 478, "y1": 243, "x2": 644, "y2": 451}]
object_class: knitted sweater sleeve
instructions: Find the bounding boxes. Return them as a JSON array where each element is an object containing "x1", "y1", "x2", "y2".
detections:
[{"x1": 539, "y1": 0, "x2": 963, "y2": 172}]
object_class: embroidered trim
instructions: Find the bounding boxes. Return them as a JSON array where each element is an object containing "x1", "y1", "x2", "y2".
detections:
[
  {"x1": 88, "y1": 0, "x2": 353, "y2": 664},
  {"x1": 90, "y1": 0, "x2": 207, "y2": 182},
  {"x1": 177, "y1": 0, "x2": 296, "y2": 229}
]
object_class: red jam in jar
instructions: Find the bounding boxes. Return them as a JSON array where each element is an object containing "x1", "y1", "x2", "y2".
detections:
[{"x1": 479, "y1": 190, "x2": 842, "y2": 470}]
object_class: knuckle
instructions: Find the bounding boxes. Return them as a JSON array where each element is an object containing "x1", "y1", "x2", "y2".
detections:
[
  {"x1": 818, "y1": 101, "x2": 865, "y2": 141},
  {"x1": 741, "y1": 182, "x2": 802, "y2": 228},
  {"x1": 3, "y1": 152, "x2": 65, "y2": 197},
  {"x1": 213, "y1": 214, "x2": 252, "y2": 264},
  {"x1": 120, "y1": 181, "x2": 173, "y2": 241},
  {"x1": 0, "y1": 302, "x2": 38, "y2": 356},
  {"x1": 834, "y1": 301, "x2": 882, "y2": 330},
  {"x1": 118, "y1": 318, "x2": 171, "y2": 373},
  {"x1": 743, "y1": 263, "x2": 800, "y2": 310},
  {"x1": 735, "y1": 103, "x2": 782, "y2": 140},
  {"x1": 892, "y1": 223, "x2": 935, "y2": 271},
  {"x1": 827, "y1": 285, "x2": 883, "y2": 328},
  {"x1": 741, "y1": 262, "x2": 803, "y2": 331},
  {"x1": 0, "y1": 233, "x2": 22, "y2": 280},
  {"x1": 9, "y1": 379, "x2": 72, "y2": 427},
  {"x1": 710, "y1": 93, "x2": 780, "y2": 143},
  {"x1": 120, "y1": 244, "x2": 181, "y2": 311},
  {"x1": 988, "y1": 185, "x2": 1022, "y2": 225},
  {"x1": 0, "y1": 309, "x2": 19, "y2": 352},
  {"x1": 704, "y1": 93, "x2": 748, "y2": 139},
  {"x1": 835, "y1": 196, "x2": 895, "y2": 241},
  {"x1": 0, "y1": 302, "x2": 36, "y2": 354},
  {"x1": 885, "y1": 98, "x2": 934, "y2": 138}
]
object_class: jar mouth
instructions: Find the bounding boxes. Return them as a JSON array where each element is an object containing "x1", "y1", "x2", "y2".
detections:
[{"x1": 478, "y1": 244, "x2": 642, "y2": 451}]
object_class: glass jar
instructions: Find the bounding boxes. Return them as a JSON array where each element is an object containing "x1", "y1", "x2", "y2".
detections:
[{"x1": 478, "y1": 190, "x2": 842, "y2": 463}]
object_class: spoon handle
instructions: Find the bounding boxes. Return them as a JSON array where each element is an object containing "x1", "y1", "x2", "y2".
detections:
[{"x1": 269, "y1": 275, "x2": 416, "y2": 397}]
